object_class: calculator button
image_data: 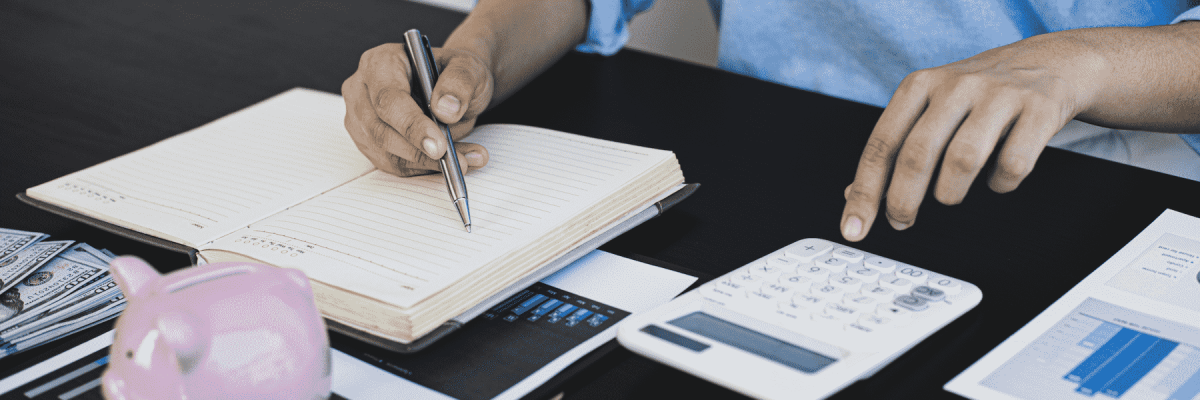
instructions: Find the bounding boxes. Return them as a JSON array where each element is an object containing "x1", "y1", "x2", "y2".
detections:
[
  {"x1": 748, "y1": 289, "x2": 784, "y2": 305},
  {"x1": 728, "y1": 271, "x2": 763, "y2": 286},
  {"x1": 894, "y1": 295, "x2": 929, "y2": 311},
  {"x1": 792, "y1": 293, "x2": 827, "y2": 309},
  {"x1": 831, "y1": 247, "x2": 866, "y2": 263},
  {"x1": 846, "y1": 263, "x2": 881, "y2": 283},
  {"x1": 823, "y1": 302, "x2": 860, "y2": 321},
  {"x1": 766, "y1": 255, "x2": 801, "y2": 269},
  {"x1": 783, "y1": 239, "x2": 833, "y2": 262},
  {"x1": 797, "y1": 264, "x2": 831, "y2": 281},
  {"x1": 814, "y1": 255, "x2": 849, "y2": 273},
  {"x1": 893, "y1": 265, "x2": 930, "y2": 285},
  {"x1": 864, "y1": 256, "x2": 897, "y2": 274},
  {"x1": 778, "y1": 274, "x2": 814, "y2": 291},
  {"x1": 860, "y1": 284, "x2": 896, "y2": 301},
  {"x1": 845, "y1": 322, "x2": 876, "y2": 336},
  {"x1": 859, "y1": 313, "x2": 893, "y2": 330},
  {"x1": 878, "y1": 275, "x2": 914, "y2": 293},
  {"x1": 928, "y1": 274, "x2": 963, "y2": 295},
  {"x1": 828, "y1": 274, "x2": 863, "y2": 292},
  {"x1": 704, "y1": 282, "x2": 746, "y2": 305},
  {"x1": 747, "y1": 263, "x2": 783, "y2": 279},
  {"x1": 809, "y1": 284, "x2": 845, "y2": 299},
  {"x1": 777, "y1": 302, "x2": 811, "y2": 321},
  {"x1": 842, "y1": 294, "x2": 879, "y2": 308},
  {"x1": 760, "y1": 282, "x2": 794, "y2": 297},
  {"x1": 810, "y1": 312, "x2": 843, "y2": 328},
  {"x1": 911, "y1": 285, "x2": 945, "y2": 302},
  {"x1": 876, "y1": 304, "x2": 912, "y2": 321}
]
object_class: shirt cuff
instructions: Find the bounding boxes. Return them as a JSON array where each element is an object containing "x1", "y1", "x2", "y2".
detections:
[
  {"x1": 1171, "y1": 6, "x2": 1200, "y2": 24},
  {"x1": 575, "y1": 0, "x2": 655, "y2": 56}
]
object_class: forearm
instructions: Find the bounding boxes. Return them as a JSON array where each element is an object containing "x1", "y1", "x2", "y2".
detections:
[
  {"x1": 444, "y1": 0, "x2": 589, "y2": 105},
  {"x1": 1066, "y1": 21, "x2": 1200, "y2": 133}
]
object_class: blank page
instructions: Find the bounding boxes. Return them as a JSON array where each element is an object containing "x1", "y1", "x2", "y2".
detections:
[
  {"x1": 26, "y1": 88, "x2": 375, "y2": 247},
  {"x1": 205, "y1": 125, "x2": 675, "y2": 309}
]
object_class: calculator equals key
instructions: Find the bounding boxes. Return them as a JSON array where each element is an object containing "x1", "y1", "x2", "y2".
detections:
[{"x1": 618, "y1": 238, "x2": 982, "y2": 400}]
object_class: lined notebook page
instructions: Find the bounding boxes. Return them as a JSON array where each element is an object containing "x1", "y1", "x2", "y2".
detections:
[
  {"x1": 26, "y1": 88, "x2": 374, "y2": 247},
  {"x1": 205, "y1": 125, "x2": 674, "y2": 309}
]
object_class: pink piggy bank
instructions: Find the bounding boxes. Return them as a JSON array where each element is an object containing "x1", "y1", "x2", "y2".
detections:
[{"x1": 101, "y1": 257, "x2": 331, "y2": 400}]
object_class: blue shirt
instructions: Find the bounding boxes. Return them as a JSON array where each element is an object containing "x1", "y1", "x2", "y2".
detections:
[{"x1": 577, "y1": 0, "x2": 1200, "y2": 154}]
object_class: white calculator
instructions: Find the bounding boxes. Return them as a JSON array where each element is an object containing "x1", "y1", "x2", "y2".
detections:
[{"x1": 617, "y1": 238, "x2": 982, "y2": 400}]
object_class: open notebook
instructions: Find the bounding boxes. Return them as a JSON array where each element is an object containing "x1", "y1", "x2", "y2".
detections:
[{"x1": 19, "y1": 88, "x2": 691, "y2": 350}]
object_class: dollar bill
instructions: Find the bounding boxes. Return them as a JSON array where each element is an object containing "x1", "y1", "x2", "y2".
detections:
[
  {"x1": 0, "y1": 274, "x2": 119, "y2": 335},
  {"x1": 0, "y1": 240, "x2": 73, "y2": 295},
  {"x1": 0, "y1": 255, "x2": 107, "y2": 326},
  {"x1": 1, "y1": 286, "x2": 123, "y2": 343},
  {"x1": 0, "y1": 228, "x2": 48, "y2": 262},
  {"x1": 0, "y1": 301, "x2": 124, "y2": 358},
  {"x1": 59, "y1": 243, "x2": 114, "y2": 266}
]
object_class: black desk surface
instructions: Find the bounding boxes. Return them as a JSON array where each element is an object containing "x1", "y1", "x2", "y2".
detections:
[{"x1": 4, "y1": 1, "x2": 1200, "y2": 399}]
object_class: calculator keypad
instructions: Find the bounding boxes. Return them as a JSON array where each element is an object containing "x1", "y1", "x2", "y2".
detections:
[{"x1": 702, "y1": 240, "x2": 957, "y2": 338}]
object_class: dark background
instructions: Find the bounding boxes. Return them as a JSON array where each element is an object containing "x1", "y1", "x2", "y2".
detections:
[{"x1": 3, "y1": 1, "x2": 1199, "y2": 399}]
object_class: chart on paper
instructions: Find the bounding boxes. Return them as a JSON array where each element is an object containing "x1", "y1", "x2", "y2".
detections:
[{"x1": 981, "y1": 298, "x2": 1200, "y2": 400}]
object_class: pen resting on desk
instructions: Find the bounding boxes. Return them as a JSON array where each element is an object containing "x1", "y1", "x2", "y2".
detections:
[{"x1": 22, "y1": 88, "x2": 686, "y2": 345}]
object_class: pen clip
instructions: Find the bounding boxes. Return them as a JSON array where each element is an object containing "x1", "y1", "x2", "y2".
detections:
[{"x1": 403, "y1": 29, "x2": 439, "y2": 118}]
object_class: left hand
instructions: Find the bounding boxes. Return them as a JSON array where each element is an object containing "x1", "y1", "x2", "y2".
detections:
[{"x1": 839, "y1": 31, "x2": 1110, "y2": 241}]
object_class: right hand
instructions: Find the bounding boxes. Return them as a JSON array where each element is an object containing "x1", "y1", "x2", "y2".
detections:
[{"x1": 342, "y1": 43, "x2": 494, "y2": 177}]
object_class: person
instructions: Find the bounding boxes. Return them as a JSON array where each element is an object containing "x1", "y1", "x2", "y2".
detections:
[{"x1": 341, "y1": 0, "x2": 1200, "y2": 242}]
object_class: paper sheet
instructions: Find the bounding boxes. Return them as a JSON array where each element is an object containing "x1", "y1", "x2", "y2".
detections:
[{"x1": 945, "y1": 209, "x2": 1200, "y2": 400}]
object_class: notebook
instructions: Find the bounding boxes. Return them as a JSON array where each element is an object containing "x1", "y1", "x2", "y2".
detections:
[{"x1": 18, "y1": 88, "x2": 691, "y2": 351}]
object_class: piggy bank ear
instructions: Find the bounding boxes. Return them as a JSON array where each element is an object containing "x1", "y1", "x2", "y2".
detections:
[{"x1": 110, "y1": 257, "x2": 161, "y2": 298}]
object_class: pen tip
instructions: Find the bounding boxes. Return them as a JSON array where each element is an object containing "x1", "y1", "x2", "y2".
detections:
[{"x1": 465, "y1": 224, "x2": 472, "y2": 233}]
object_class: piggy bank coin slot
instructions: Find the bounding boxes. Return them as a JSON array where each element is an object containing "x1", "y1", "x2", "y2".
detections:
[{"x1": 166, "y1": 265, "x2": 256, "y2": 293}]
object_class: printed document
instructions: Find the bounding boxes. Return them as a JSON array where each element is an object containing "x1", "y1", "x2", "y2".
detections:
[{"x1": 946, "y1": 209, "x2": 1200, "y2": 400}]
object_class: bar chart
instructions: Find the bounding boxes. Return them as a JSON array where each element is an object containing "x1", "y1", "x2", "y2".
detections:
[{"x1": 982, "y1": 298, "x2": 1200, "y2": 400}]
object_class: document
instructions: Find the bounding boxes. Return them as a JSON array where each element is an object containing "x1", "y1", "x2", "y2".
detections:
[{"x1": 946, "y1": 209, "x2": 1200, "y2": 400}]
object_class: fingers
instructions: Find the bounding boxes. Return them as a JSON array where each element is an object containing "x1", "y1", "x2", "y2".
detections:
[
  {"x1": 841, "y1": 73, "x2": 930, "y2": 242},
  {"x1": 454, "y1": 142, "x2": 490, "y2": 171},
  {"x1": 431, "y1": 49, "x2": 493, "y2": 125},
  {"x1": 359, "y1": 44, "x2": 448, "y2": 160},
  {"x1": 988, "y1": 104, "x2": 1064, "y2": 193},
  {"x1": 932, "y1": 97, "x2": 1020, "y2": 205}
]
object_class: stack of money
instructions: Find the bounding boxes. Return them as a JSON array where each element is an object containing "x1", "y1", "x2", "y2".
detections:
[{"x1": 0, "y1": 227, "x2": 125, "y2": 359}]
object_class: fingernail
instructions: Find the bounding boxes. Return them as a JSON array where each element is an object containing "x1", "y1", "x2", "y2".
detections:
[
  {"x1": 423, "y1": 138, "x2": 438, "y2": 157},
  {"x1": 842, "y1": 216, "x2": 862, "y2": 238},
  {"x1": 893, "y1": 221, "x2": 910, "y2": 230},
  {"x1": 466, "y1": 151, "x2": 483, "y2": 164},
  {"x1": 437, "y1": 95, "x2": 460, "y2": 116}
]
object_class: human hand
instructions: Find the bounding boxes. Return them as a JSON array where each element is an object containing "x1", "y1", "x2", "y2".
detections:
[
  {"x1": 342, "y1": 43, "x2": 494, "y2": 176},
  {"x1": 840, "y1": 32, "x2": 1110, "y2": 241}
]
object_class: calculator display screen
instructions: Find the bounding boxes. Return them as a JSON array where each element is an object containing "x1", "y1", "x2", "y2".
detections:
[{"x1": 669, "y1": 311, "x2": 837, "y2": 373}]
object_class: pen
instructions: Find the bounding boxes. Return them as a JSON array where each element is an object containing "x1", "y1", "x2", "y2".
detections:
[{"x1": 404, "y1": 29, "x2": 472, "y2": 232}]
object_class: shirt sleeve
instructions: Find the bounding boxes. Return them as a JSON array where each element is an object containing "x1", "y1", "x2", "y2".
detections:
[
  {"x1": 1171, "y1": 6, "x2": 1200, "y2": 24},
  {"x1": 575, "y1": 0, "x2": 656, "y2": 56}
]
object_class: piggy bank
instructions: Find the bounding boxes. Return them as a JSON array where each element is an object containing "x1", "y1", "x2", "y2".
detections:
[{"x1": 101, "y1": 257, "x2": 331, "y2": 400}]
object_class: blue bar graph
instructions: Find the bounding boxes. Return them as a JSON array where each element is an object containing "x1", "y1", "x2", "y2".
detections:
[
  {"x1": 1076, "y1": 333, "x2": 1159, "y2": 395},
  {"x1": 1103, "y1": 339, "x2": 1178, "y2": 397},
  {"x1": 1065, "y1": 327, "x2": 1139, "y2": 384}
]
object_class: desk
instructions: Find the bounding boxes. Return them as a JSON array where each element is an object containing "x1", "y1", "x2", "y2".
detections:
[{"x1": 3, "y1": 1, "x2": 1199, "y2": 399}]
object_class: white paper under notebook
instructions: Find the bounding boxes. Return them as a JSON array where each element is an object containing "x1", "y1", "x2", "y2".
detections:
[
  {"x1": 23, "y1": 88, "x2": 688, "y2": 347},
  {"x1": 946, "y1": 209, "x2": 1200, "y2": 400}
]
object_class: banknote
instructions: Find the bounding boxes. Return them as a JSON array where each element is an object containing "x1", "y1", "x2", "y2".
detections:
[
  {"x1": 0, "y1": 301, "x2": 125, "y2": 357},
  {"x1": 0, "y1": 255, "x2": 107, "y2": 326},
  {"x1": 0, "y1": 240, "x2": 73, "y2": 295},
  {"x1": 0, "y1": 274, "x2": 118, "y2": 335},
  {"x1": 59, "y1": 242, "x2": 114, "y2": 266},
  {"x1": 0, "y1": 288, "x2": 123, "y2": 344},
  {"x1": 0, "y1": 228, "x2": 48, "y2": 262}
]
